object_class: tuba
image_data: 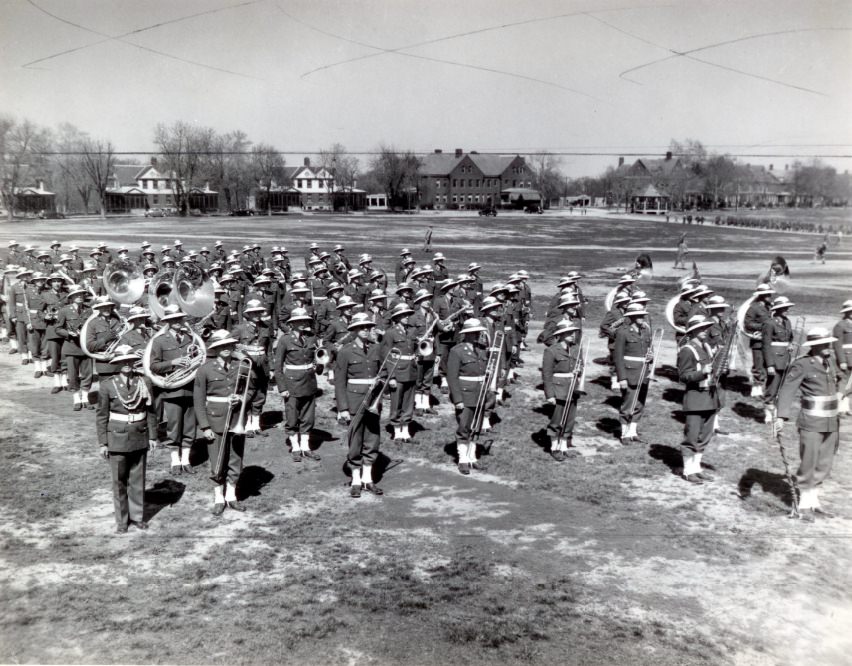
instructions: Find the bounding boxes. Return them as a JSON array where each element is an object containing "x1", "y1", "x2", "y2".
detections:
[
  {"x1": 142, "y1": 324, "x2": 207, "y2": 389},
  {"x1": 665, "y1": 295, "x2": 686, "y2": 334},
  {"x1": 148, "y1": 269, "x2": 176, "y2": 321},
  {"x1": 81, "y1": 262, "x2": 146, "y2": 361},
  {"x1": 173, "y1": 263, "x2": 215, "y2": 317}
]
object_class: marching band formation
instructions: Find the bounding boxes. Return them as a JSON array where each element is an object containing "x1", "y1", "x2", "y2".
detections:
[{"x1": 0, "y1": 238, "x2": 848, "y2": 531}]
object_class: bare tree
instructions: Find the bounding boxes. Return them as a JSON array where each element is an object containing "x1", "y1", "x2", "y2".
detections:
[
  {"x1": 369, "y1": 145, "x2": 421, "y2": 209},
  {"x1": 318, "y1": 143, "x2": 359, "y2": 211},
  {"x1": 53, "y1": 123, "x2": 93, "y2": 214},
  {"x1": 80, "y1": 138, "x2": 116, "y2": 219},
  {"x1": 154, "y1": 121, "x2": 215, "y2": 215},
  {"x1": 528, "y1": 152, "x2": 565, "y2": 207},
  {"x1": 0, "y1": 116, "x2": 51, "y2": 221},
  {"x1": 250, "y1": 143, "x2": 284, "y2": 216},
  {"x1": 208, "y1": 130, "x2": 252, "y2": 212}
]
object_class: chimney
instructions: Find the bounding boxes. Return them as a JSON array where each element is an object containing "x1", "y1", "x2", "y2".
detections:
[
  {"x1": 785, "y1": 164, "x2": 789, "y2": 171},
  {"x1": 304, "y1": 157, "x2": 310, "y2": 167},
  {"x1": 434, "y1": 149, "x2": 442, "y2": 154},
  {"x1": 455, "y1": 148, "x2": 463, "y2": 158},
  {"x1": 665, "y1": 151, "x2": 672, "y2": 161},
  {"x1": 618, "y1": 156, "x2": 624, "y2": 167},
  {"x1": 150, "y1": 157, "x2": 158, "y2": 167},
  {"x1": 769, "y1": 164, "x2": 773, "y2": 171},
  {"x1": 38, "y1": 180, "x2": 45, "y2": 191}
]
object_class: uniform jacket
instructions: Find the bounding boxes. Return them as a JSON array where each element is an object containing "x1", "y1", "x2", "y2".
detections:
[
  {"x1": 87, "y1": 313, "x2": 123, "y2": 374},
  {"x1": 230, "y1": 319, "x2": 274, "y2": 370},
  {"x1": 96, "y1": 374, "x2": 157, "y2": 451},
  {"x1": 832, "y1": 318, "x2": 852, "y2": 367},
  {"x1": 382, "y1": 322, "x2": 417, "y2": 382},
  {"x1": 334, "y1": 341, "x2": 383, "y2": 412},
  {"x1": 55, "y1": 303, "x2": 92, "y2": 355},
  {"x1": 193, "y1": 358, "x2": 243, "y2": 434},
  {"x1": 41, "y1": 289, "x2": 65, "y2": 341},
  {"x1": 762, "y1": 315, "x2": 793, "y2": 371},
  {"x1": 776, "y1": 355, "x2": 840, "y2": 433},
  {"x1": 119, "y1": 327, "x2": 149, "y2": 353},
  {"x1": 542, "y1": 342, "x2": 582, "y2": 401},
  {"x1": 613, "y1": 322, "x2": 652, "y2": 385},
  {"x1": 744, "y1": 300, "x2": 771, "y2": 348},
  {"x1": 599, "y1": 306, "x2": 626, "y2": 347},
  {"x1": 447, "y1": 341, "x2": 488, "y2": 408},
  {"x1": 324, "y1": 317, "x2": 353, "y2": 349},
  {"x1": 677, "y1": 339, "x2": 720, "y2": 412},
  {"x1": 274, "y1": 331, "x2": 319, "y2": 397},
  {"x1": 148, "y1": 329, "x2": 196, "y2": 398},
  {"x1": 673, "y1": 298, "x2": 694, "y2": 329},
  {"x1": 26, "y1": 285, "x2": 47, "y2": 330},
  {"x1": 409, "y1": 308, "x2": 437, "y2": 361}
]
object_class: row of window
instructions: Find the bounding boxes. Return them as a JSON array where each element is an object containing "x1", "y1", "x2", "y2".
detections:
[
  {"x1": 296, "y1": 179, "x2": 333, "y2": 190},
  {"x1": 433, "y1": 194, "x2": 493, "y2": 204},
  {"x1": 436, "y1": 179, "x2": 532, "y2": 189}
]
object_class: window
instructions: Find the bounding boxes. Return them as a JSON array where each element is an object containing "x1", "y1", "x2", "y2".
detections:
[
  {"x1": 297, "y1": 179, "x2": 302, "y2": 188},
  {"x1": 476, "y1": 179, "x2": 480, "y2": 187},
  {"x1": 474, "y1": 195, "x2": 480, "y2": 203},
  {"x1": 452, "y1": 195, "x2": 457, "y2": 203},
  {"x1": 513, "y1": 180, "x2": 517, "y2": 187},
  {"x1": 153, "y1": 195, "x2": 159, "y2": 204},
  {"x1": 452, "y1": 178, "x2": 457, "y2": 187},
  {"x1": 165, "y1": 196, "x2": 172, "y2": 203}
]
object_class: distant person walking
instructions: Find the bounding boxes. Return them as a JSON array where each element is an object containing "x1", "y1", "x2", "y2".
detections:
[
  {"x1": 814, "y1": 241, "x2": 828, "y2": 264},
  {"x1": 423, "y1": 226, "x2": 433, "y2": 253},
  {"x1": 674, "y1": 233, "x2": 688, "y2": 269}
]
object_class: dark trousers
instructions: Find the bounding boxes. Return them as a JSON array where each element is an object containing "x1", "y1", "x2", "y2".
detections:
[
  {"x1": 110, "y1": 449, "x2": 146, "y2": 527},
  {"x1": 416, "y1": 359, "x2": 434, "y2": 393},
  {"x1": 207, "y1": 432, "x2": 244, "y2": 486},
  {"x1": 65, "y1": 354, "x2": 93, "y2": 391},
  {"x1": 27, "y1": 328, "x2": 46, "y2": 358},
  {"x1": 796, "y1": 430, "x2": 838, "y2": 490},
  {"x1": 249, "y1": 362, "x2": 269, "y2": 416},
  {"x1": 619, "y1": 381, "x2": 649, "y2": 425},
  {"x1": 547, "y1": 397, "x2": 578, "y2": 439},
  {"x1": 15, "y1": 320, "x2": 29, "y2": 353},
  {"x1": 389, "y1": 380, "x2": 416, "y2": 425},
  {"x1": 455, "y1": 405, "x2": 479, "y2": 443},
  {"x1": 683, "y1": 410, "x2": 716, "y2": 453},
  {"x1": 163, "y1": 397, "x2": 196, "y2": 451},
  {"x1": 436, "y1": 339, "x2": 452, "y2": 377},
  {"x1": 764, "y1": 370, "x2": 783, "y2": 404},
  {"x1": 750, "y1": 345, "x2": 766, "y2": 384},
  {"x1": 46, "y1": 340, "x2": 62, "y2": 372},
  {"x1": 347, "y1": 410, "x2": 380, "y2": 469},
  {"x1": 285, "y1": 394, "x2": 316, "y2": 436}
]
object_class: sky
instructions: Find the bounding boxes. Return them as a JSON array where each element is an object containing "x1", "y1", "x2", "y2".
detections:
[{"x1": 1, "y1": 0, "x2": 850, "y2": 178}]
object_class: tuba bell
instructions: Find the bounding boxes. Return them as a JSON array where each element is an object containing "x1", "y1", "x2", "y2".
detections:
[
  {"x1": 173, "y1": 263, "x2": 215, "y2": 318},
  {"x1": 148, "y1": 269, "x2": 176, "y2": 321},
  {"x1": 104, "y1": 260, "x2": 146, "y2": 305}
]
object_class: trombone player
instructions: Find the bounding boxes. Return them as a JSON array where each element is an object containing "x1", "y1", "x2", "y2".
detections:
[
  {"x1": 194, "y1": 330, "x2": 248, "y2": 515},
  {"x1": 541, "y1": 321, "x2": 584, "y2": 461},
  {"x1": 56, "y1": 284, "x2": 94, "y2": 411},
  {"x1": 147, "y1": 305, "x2": 197, "y2": 474}
]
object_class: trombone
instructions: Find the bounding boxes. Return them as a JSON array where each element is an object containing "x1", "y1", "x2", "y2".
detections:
[
  {"x1": 628, "y1": 327, "x2": 664, "y2": 420},
  {"x1": 344, "y1": 347, "x2": 402, "y2": 448},
  {"x1": 557, "y1": 337, "x2": 591, "y2": 442},
  {"x1": 470, "y1": 331, "x2": 504, "y2": 445},
  {"x1": 211, "y1": 357, "x2": 253, "y2": 484}
]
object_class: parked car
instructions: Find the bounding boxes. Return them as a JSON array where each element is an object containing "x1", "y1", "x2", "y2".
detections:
[
  {"x1": 229, "y1": 209, "x2": 255, "y2": 217},
  {"x1": 144, "y1": 208, "x2": 167, "y2": 218},
  {"x1": 37, "y1": 210, "x2": 65, "y2": 219},
  {"x1": 478, "y1": 207, "x2": 497, "y2": 217},
  {"x1": 524, "y1": 204, "x2": 543, "y2": 214}
]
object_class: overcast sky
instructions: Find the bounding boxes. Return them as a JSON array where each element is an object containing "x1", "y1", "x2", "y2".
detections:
[{"x1": 1, "y1": 0, "x2": 850, "y2": 177}]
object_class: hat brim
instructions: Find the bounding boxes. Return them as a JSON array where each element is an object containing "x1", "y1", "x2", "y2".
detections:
[
  {"x1": 110, "y1": 354, "x2": 139, "y2": 365},
  {"x1": 160, "y1": 313, "x2": 188, "y2": 322},
  {"x1": 461, "y1": 326, "x2": 486, "y2": 334},
  {"x1": 243, "y1": 307, "x2": 266, "y2": 315},
  {"x1": 92, "y1": 302, "x2": 116, "y2": 309},
  {"x1": 553, "y1": 326, "x2": 580, "y2": 336},
  {"x1": 347, "y1": 321, "x2": 376, "y2": 330},
  {"x1": 625, "y1": 310, "x2": 648, "y2": 317},
  {"x1": 390, "y1": 309, "x2": 414, "y2": 319},
  {"x1": 801, "y1": 336, "x2": 838, "y2": 347},
  {"x1": 288, "y1": 315, "x2": 313, "y2": 323},
  {"x1": 686, "y1": 321, "x2": 714, "y2": 334},
  {"x1": 770, "y1": 303, "x2": 794, "y2": 310},
  {"x1": 208, "y1": 338, "x2": 239, "y2": 351}
]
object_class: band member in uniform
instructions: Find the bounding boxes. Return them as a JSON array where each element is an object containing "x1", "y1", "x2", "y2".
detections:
[
  {"x1": 762, "y1": 296, "x2": 795, "y2": 423},
  {"x1": 673, "y1": 283, "x2": 701, "y2": 344},
  {"x1": 614, "y1": 303, "x2": 653, "y2": 444},
  {"x1": 833, "y1": 300, "x2": 852, "y2": 415},
  {"x1": 97, "y1": 345, "x2": 157, "y2": 533},
  {"x1": 314, "y1": 281, "x2": 344, "y2": 338},
  {"x1": 55, "y1": 285, "x2": 94, "y2": 410},
  {"x1": 335, "y1": 312, "x2": 387, "y2": 498},
  {"x1": 42, "y1": 273, "x2": 67, "y2": 392},
  {"x1": 12, "y1": 268, "x2": 33, "y2": 364},
  {"x1": 776, "y1": 328, "x2": 842, "y2": 520},
  {"x1": 194, "y1": 330, "x2": 247, "y2": 514},
  {"x1": 230, "y1": 299, "x2": 273, "y2": 437},
  {"x1": 274, "y1": 308, "x2": 322, "y2": 463},
  {"x1": 705, "y1": 295, "x2": 733, "y2": 434},
  {"x1": 409, "y1": 288, "x2": 438, "y2": 415},
  {"x1": 448, "y1": 318, "x2": 491, "y2": 475},
  {"x1": 744, "y1": 283, "x2": 776, "y2": 397},
  {"x1": 118, "y1": 307, "x2": 151, "y2": 352},
  {"x1": 432, "y1": 252, "x2": 449, "y2": 289},
  {"x1": 384, "y1": 302, "x2": 418, "y2": 442},
  {"x1": 147, "y1": 305, "x2": 197, "y2": 474},
  {"x1": 86, "y1": 297, "x2": 123, "y2": 382},
  {"x1": 395, "y1": 248, "x2": 413, "y2": 286},
  {"x1": 599, "y1": 291, "x2": 631, "y2": 390},
  {"x1": 677, "y1": 315, "x2": 721, "y2": 484},
  {"x1": 26, "y1": 272, "x2": 49, "y2": 377},
  {"x1": 541, "y1": 321, "x2": 584, "y2": 461},
  {"x1": 433, "y1": 277, "x2": 459, "y2": 390}
]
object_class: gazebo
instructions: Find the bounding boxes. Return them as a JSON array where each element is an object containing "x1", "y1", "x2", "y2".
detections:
[{"x1": 631, "y1": 184, "x2": 670, "y2": 215}]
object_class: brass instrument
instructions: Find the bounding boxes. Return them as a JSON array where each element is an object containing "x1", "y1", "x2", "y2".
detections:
[
  {"x1": 709, "y1": 315, "x2": 738, "y2": 386},
  {"x1": 211, "y1": 357, "x2": 253, "y2": 484},
  {"x1": 423, "y1": 304, "x2": 472, "y2": 354},
  {"x1": 628, "y1": 327, "x2": 664, "y2": 419},
  {"x1": 665, "y1": 295, "x2": 686, "y2": 334},
  {"x1": 104, "y1": 260, "x2": 145, "y2": 305},
  {"x1": 344, "y1": 347, "x2": 402, "y2": 448},
  {"x1": 80, "y1": 312, "x2": 130, "y2": 361},
  {"x1": 142, "y1": 324, "x2": 207, "y2": 389},
  {"x1": 314, "y1": 341, "x2": 330, "y2": 370},
  {"x1": 173, "y1": 263, "x2": 215, "y2": 318},
  {"x1": 21, "y1": 283, "x2": 34, "y2": 330},
  {"x1": 147, "y1": 269, "x2": 176, "y2": 320},
  {"x1": 470, "y1": 331, "x2": 505, "y2": 444},
  {"x1": 558, "y1": 336, "x2": 591, "y2": 441}
]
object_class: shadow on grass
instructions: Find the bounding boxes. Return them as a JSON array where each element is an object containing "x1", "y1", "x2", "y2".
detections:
[
  {"x1": 237, "y1": 465, "x2": 275, "y2": 500},
  {"x1": 723, "y1": 374, "x2": 753, "y2": 397},
  {"x1": 661, "y1": 387, "x2": 683, "y2": 404},
  {"x1": 189, "y1": 439, "x2": 210, "y2": 466},
  {"x1": 261, "y1": 409, "x2": 284, "y2": 429},
  {"x1": 589, "y1": 375, "x2": 613, "y2": 389},
  {"x1": 311, "y1": 428, "x2": 338, "y2": 449},
  {"x1": 144, "y1": 479, "x2": 186, "y2": 522},
  {"x1": 602, "y1": 395, "x2": 620, "y2": 409},
  {"x1": 737, "y1": 467, "x2": 795, "y2": 505},
  {"x1": 656, "y1": 364, "x2": 679, "y2": 383},
  {"x1": 595, "y1": 416, "x2": 621, "y2": 438},
  {"x1": 648, "y1": 444, "x2": 683, "y2": 476},
  {"x1": 530, "y1": 428, "x2": 552, "y2": 453},
  {"x1": 592, "y1": 355, "x2": 610, "y2": 367},
  {"x1": 732, "y1": 401, "x2": 766, "y2": 423}
]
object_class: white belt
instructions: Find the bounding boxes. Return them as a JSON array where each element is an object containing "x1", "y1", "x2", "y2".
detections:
[
  {"x1": 802, "y1": 394, "x2": 839, "y2": 418},
  {"x1": 843, "y1": 343, "x2": 852, "y2": 349},
  {"x1": 553, "y1": 372, "x2": 575, "y2": 378},
  {"x1": 285, "y1": 363, "x2": 313, "y2": 371},
  {"x1": 503, "y1": 325, "x2": 513, "y2": 331},
  {"x1": 624, "y1": 355, "x2": 645, "y2": 362},
  {"x1": 110, "y1": 412, "x2": 146, "y2": 423},
  {"x1": 207, "y1": 396, "x2": 231, "y2": 403},
  {"x1": 348, "y1": 377, "x2": 376, "y2": 385},
  {"x1": 770, "y1": 341, "x2": 790, "y2": 347},
  {"x1": 397, "y1": 354, "x2": 415, "y2": 361},
  {"x1": 460, "y1": 375, "x2": 485, "y2": 381},
  {"x1": 28, "y1": 309, "x2": 38, "y2": 313},
  {"x1": 313, "y1": 296, "x2": 327, "y2": 301}
]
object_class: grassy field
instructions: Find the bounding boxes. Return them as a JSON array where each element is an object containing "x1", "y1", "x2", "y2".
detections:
[{"x1": 0, "y1": 212, "x2": 850, "y2": 665}]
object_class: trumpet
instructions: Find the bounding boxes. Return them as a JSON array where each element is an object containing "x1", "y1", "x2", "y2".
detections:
[{"x1": 211, "y1": 357, "x2": 253, "y2": 484}]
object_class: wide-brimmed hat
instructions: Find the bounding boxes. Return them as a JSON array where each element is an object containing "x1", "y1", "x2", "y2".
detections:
[
  {"x1": 333, "y1": 244, "x2": 345, "y2": 252},
  {"x1": 400, "y1": 247, "x2": 411, "y2": 256},
  {"x1": 59, "y1": 254, "x2": 73, "y2": 262},
  {"x1": 174, "y1": 240, "x2": 183, "y2": 246},
  {"x1": 467, "y1": 262, "x2": 482, "y2": 273},
  {"x1": 50, "y1": 240, "x2": 61, "y2": 248},
  {"x1": 691, "y1": 284, "x2": 713, "y2": 299},
  {"x1": 31, "y1": 271, "x2": 47, "y2": 281},
  {"x1": 66, "y1": 284, "x2": 87, "y2": 299},
  {"x1": 207, "y1": 329, "x2": 239, "y2": 351},
  {"x1": 617, "y1": 274, "x2": 636, "y2": 285},
  {"x1": 557, "y1": 275, "x2": 578, "y2": 288},
  {"x1": 368, "y1": 289, "x2": 387, "y2": 302},
  {"x1": 162, "y1": 256, "x2": 177, "y2": 265},
  {"x1": 624, "y1": 303, "x2": 648, "y2": 317},
  {"x1": 801, "y1": 327, "x2": 837, "y2": 347},
  {"x1": 253, "y1": 276, "x2": 272, "y2": 287},
  {"x1": 109, "y1": 344, "x2": 139, "y2": 365},
  {"x1": 214, "y1": 240, "x2": 223, "y2": 247},
  {"x1": 517, "y1": 269, "x2": 529, "y2": 279},
  {"x1": 480, "y1": 296, "x2": 502, "y2": 313},
  {"x1": 36, "y1": 250, "x2": 50, "y2": 259},
  {"x1": 395, "y1": 282, "x2": 414, "y2": 295},
  {"x1": 413, "y1": 288, "x2": 432, "y2": 304},
  {"x1": 348, "y1": 268, "x2": 363, "y2": 280},
  {"x1": 3, "y1": 264, "x2": 20, "y2": 274},
  {"x1": 679, "y1": 283, "x2": 701, "y2": 297},
  {"x1": 290, "y1": 281, "x2": 310, "y2": 294},
  {"x1": 347, "y1": 312, "x2": 376, "y2": 330},
  {"x1": 459, "y1": 318, "x2": 486, "y2": 335},
  {"x1": 159, "y1": 304, "x2": 188, "y2": 323},
  {"x1": 558, "y1": 294, "x2": 580, "y2": 308},
  {"x1": 91, "y1": 296, "x2": 116, "y2": 310},
  {"x1": 433, "y1": 252, "x2": 445, "y2": 262},
  {"x1": 613, "y1": 291, "x2": 632, "y2": 305},
  {"x1": 439, "y1": 278, "x2": 458, "y2": 292},
  {"x1": 770, "y1": 296, "x2": 794, "y2": 311},
  {"x1": 358, "y1": 253, "x2": 373, "y2": 265},
  {"x1": 705, "y1": 295, "x2": 730, "y2": 310},
  {"x1": 840, "y1": 299, "x2": 852, "y2": 314},
  {"x1": 489, "y1": 283, "x2": 509, "y2": 297},
  {"x1": 88, "y1": 248, "x2": 102, "y2": 256},
  {"x1": 320, "y1": 252, "x2": 332, "y2": 261},
  {"x1": 48, "y1": 272, "x2": 65, "y2": 282},
  {"x1": 125, "y1": 306, "x2": 149, "y2": 321},
  {"x1": 326, "y1": 281, "x2": 344, "y2": 294},
  {"x1": 552, "y1": 320, "x2": 580, "y2": 338},
  {"x1": 140, "y1": 241, "x2": 151, "y2": 248},
  {"x1": 288, "y1": 307, "x2": 313, "y2": 323},
  {"x1": 243, "y1": 299, "x2": 266, "y2": 315},
  {"x1": 97, "y1": 242, "x2": 108, "y2": 249},
  {"x1": 389, "y1": 302, "x2": 414, "y2": 319},
  {"x1": 686, "y1": 314, "x2": 713, "y2": 334},
  {"x1": 82, "y1": 261, "x2": 98, "y2": 272},
  {"x1": 753, "y1": 283, "x2": 776, "y2": 297},
  {"x1": 336, "y1": 295, "x2": 356, "y2": 310},
  {"x1": 7, "y1": 240, "x2": 19, "y2": 247},
  {"x1": 16, "y1": 268, "x2": 33, "y2": 278},
  {"x1": 630, "y1": 290, "x2": 650, "y2": 305}
]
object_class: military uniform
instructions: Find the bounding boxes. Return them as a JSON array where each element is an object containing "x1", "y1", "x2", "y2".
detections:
[
  {"x1": 613, "y1": 320, "x2": 652, "y2": 440},
  {"x1": 383, "y1": 320, "x2": 417, "y2": 437},
  {"x1": 677, "y1": 338, "x2": 721, "y2": 478},
  {"x1": 12, "y1": 281, "x2": 32, "y2": 362},
  {"x1": 409, "y1": 307, "x2": 437, "y2": 411},
  {"x1": 762, "y1": 313, "x2": 793, "y2": 407},
  {"x1": 274, "y1": 331, "x2": 320, "y2": 456},
  {"x1": 744, "y1": 298, "x2": 772, "y2": 390},
  {"x1": 148, "y1": 329, "x2": 197, "y2": 465},
  {"x1": 832, "y1": 316, "x2": 852, "y2": 413},
  {"x1": 447, "y1": 339, "x2": 492, "y2": 471},
  {"x1": 55, "y1": 302, "x2": 93, "y2": 409},
  {"x1": 96, "y1": 374, "x2": 156, "y2": 530},
  {"x1": 25, "y1": 284, "x2": 48, "y2": 374},
  {"x1": 335, "y1": 340, "x2": 383, "y2": 476},
  {"x1": 41, "y1": 288, "x2": 65, "y2": 381},
  {"x1": 541, "y1": 341, "x2": 582, "y2": 451},
  {"x1": 230, "y1": 319, "x2": 274, "y2": 432},
  {"x1": 599, "y1": 303, "x2": 627, "y2": 388},
  {"x1": 85, "y1": 313, "x2": 123, "y2": 379}
]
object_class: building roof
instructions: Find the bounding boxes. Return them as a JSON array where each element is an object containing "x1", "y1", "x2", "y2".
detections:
[
  {"x1": 468, "y1": 154, "x2": 517, "y2": 177},
  {"x1": 106, "y1": 186, "x2": 146, "y2": 194},
  {"x1": 419, "y1": 152, "x2": 464, "y2": 176},
  {"x1": 637, "y1": 184, "x2": 669, "y2": 198},
  {"x1": 112, "y1": 164, "x2": 144, "y2": 186},
  {"x1": 635, "y1": 157, "x2": 681, "y2": 177}
]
